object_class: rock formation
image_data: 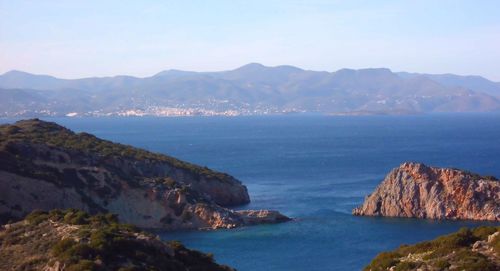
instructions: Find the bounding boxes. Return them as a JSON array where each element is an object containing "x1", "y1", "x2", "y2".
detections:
[
  {"x1": 353, "y1": 162, "x2": 499, "y2": 221},
  {"x1": 0, "y1": 119, "x2": 289, "y2": 229},
  {"x1": 0, "y1": 209, "x2": 235, "y2": 271}
]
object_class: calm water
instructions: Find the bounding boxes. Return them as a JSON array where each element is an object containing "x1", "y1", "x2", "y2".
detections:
[{"x1": 3, "y1": 115, "x2": 500, "y2": 270}]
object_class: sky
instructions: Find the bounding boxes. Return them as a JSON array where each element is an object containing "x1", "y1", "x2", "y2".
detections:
[{"x1": 1, "y1": 0, "x2": 500, "y2": 81}]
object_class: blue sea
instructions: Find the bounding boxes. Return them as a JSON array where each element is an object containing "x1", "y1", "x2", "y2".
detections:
[{"x1": 3, "y1": 114, "x2": 500, "y2": 270}]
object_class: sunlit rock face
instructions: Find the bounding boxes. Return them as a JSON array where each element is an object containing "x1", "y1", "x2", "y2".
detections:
[
  {"x1": 353, "y1": 162, "x2": 500, "y2": 221},
  {"x1": 0, "y1": 119, "x2": 289, "y2": 230}
]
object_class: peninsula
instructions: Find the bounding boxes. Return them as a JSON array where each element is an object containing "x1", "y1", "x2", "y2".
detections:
[{"x1": 0, "y1": 119, "x2": 290, "y2": 230}]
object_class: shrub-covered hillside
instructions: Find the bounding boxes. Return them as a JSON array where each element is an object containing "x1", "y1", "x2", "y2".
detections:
[
  {"x1": 0, "y1": 209, "x2": 234, "y2": 271},
  {"x1": 0, "y1": 119, "x2": 267, "y2": 230},
  {"x1": 0, "y1": 118, "x2": 229, "y2": 180},
  {"x1": 365, "y1": 226, "x2": 500, "y2": 271}
]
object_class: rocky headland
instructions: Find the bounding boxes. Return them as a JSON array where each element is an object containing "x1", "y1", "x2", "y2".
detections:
[
  {"x1": 0, "y1": 119, "x2": 290, "y2": 230},
  {"x1": 353, "y1": 162, "x2": 499, "y2": 221}
]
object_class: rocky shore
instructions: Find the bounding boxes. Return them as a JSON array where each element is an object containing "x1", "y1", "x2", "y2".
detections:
[{"x1": 0, "y1": 119, "x2": 290, "y2": 230}]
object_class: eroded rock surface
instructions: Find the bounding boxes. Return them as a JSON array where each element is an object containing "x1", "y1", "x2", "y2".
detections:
[
  {"x1": 353, "y1": 162, "x2": 499, "y2": 221},
  {"x1": 0, "y1": 119, "x2": 289, "y2": 230}
]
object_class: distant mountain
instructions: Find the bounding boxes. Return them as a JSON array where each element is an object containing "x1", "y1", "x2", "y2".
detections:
[
  {"x1": 0, "y1": 70, "x2": 68, "y2": 90},
  {"x1": 1, "y1": 64, "x2": 499, "y2": 117},
  {"x1": 397, "y1": 72, "x2": 500, "y2": 97}
]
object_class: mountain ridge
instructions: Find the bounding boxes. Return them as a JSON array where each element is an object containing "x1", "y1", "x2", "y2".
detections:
[
  {"x1": 1, "y1": 64, "x2": 499, "y2": 117},
  {"x1": 4, "y1": 64, "x2": 499, "y2": 83}
]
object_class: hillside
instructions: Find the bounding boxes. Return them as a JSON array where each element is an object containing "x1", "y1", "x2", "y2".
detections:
[
  {"x1": 1, "y1": 64, "x2": 499, "y2": 117},
  {"x1": 364, "y1": 226, "x2": 500, "y2": 271},
  {"x1": 0, "y1": 119, "x2": 289, "y2": 229},
  {"x1": 0, "y1": 209, "x2": 234, "y2": 271}
]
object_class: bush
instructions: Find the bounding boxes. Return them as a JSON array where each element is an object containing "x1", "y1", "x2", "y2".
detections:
[
  {"x1": 472, "y1": 226, "x2": 498, "y2": 240},
  {"x1": 483, "y1": 175, "x2": 498, "y2": 181},
  {"x1": 63, "y1": 210, "x2": 90, "y2": 225},
  {"x1": 26, "y1": 210, "x2": 49, "y2": 225},
  {"x1": 66, "y1": 259, "x2": 97, "y2": 271},
  {"x1": 433, "y1": 259, "x2": 450, "y2": 270},
  {"x1": 364, "y1": 251, "x2": 401, "y2": 271},
  {"x1": 434, "y1": 228, "x2": 476, "y2": 248},
  {"x1": 394, "y1": 261, "x2": 419, "y2": 271},
  {"x1": 52, "y1": 238, "x2": 77, "y2": 257},
  {"x1": 453, "y1": 250, "x2": 496, "y2": 271}
]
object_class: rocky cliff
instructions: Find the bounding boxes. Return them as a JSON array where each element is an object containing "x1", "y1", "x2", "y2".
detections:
[
  {"x1": 364, "y1": 226, "x2": 500, "y2": 271},
  {"x1": 0, "y1": 119, "x2": 289, "y2": 229},
  {"x1": 353, "y1": 162, "x2": 499, "y2": 221},
  {"x1": 0, "y1": 209, "x2": 235, "y2": 271}
]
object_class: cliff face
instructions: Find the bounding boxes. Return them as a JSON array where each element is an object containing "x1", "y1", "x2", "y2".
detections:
[
  {"x1": 0, "y1": 119, "x2": 289, "y2": 229},
  {"x1": 353, "y1": 162, "x2": 500, "y2": 221},
  {"x1": 0, "y1": 209, "x2": 235, "y2": 271},
  {"x1": 364, "y1": 226, "x2": 500, "y2": 271}
]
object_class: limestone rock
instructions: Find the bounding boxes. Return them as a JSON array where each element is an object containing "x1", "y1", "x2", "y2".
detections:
[
  {"x1": 236, "y1": 210, "x2": 292, "y2": 225},
  {"x1": 0, "y1": 119, "x2": 289, "y2": 230},
  {"x1": 353, "y1": 162, "x2": 499, "y2": 221}
]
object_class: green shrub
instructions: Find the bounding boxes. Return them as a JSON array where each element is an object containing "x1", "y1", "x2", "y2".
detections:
[
  {"x1": 63, "y1": 210, "x2": 90, "y2": 225},
  {"x1": 434, "y1": 227, "x2": 476, "y2": 248},
  {"x1": 66, "y1": 259, "x2": 97, "y2": 271},
  {"x1": 453, "y1": 250, "x2": 496, "y2": 271},
  {"x1": 472, "y1": 226, "x2": 498, "y2": 240},
  {"x1": 52, "y1": 238, "x2": 77, "y2": 257},
  {"x1": 394, "y1": 261, "x2": 419, "y2": 271},
  {"x1": 26, "y1": 210, "x2": 49, "y2": 225},
  {"x1": 433, "y1": 259, "x2": 450, "y2": 270},
  {"x1": 364, "y1": 251, "x2": 401, "y2": 271},
  {"x1": 483, "y1": 175, "x2": 498, "y2": 181}
]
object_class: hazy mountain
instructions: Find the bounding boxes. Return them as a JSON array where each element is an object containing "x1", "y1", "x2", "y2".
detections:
[
  {"x1": 1, "y1": 64, "x2": 499, "y2": 117},
  {"x1": 0, "y1": 70, "x2": 67, "y2": 90},
  {"x1": 397, "y1": 72, "x2": 500, "y2": 97}
]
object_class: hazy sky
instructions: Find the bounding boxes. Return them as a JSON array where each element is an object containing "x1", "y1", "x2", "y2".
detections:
[{"x1": 1, "y1": 0, "x2": 499, "y2": 80}]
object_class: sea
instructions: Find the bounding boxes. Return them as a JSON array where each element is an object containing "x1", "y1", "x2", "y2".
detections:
[{"x1": 2, "y1": 114, "x2": 500, "y2": 270}]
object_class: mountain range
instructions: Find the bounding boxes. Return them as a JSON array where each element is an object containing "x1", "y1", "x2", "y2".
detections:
[{"x1": 1, "y1": 63, "x2": 500, "y2": 117}]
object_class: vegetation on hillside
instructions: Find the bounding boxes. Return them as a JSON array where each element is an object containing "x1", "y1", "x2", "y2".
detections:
[
  {"x1": 0, "y1": 209, "x2": 234, "y2": 271},
  {"x1": 365, "y1": 226, "x2": 500, "y2": 271},
  {"x1": 0, "y1": 119, "x2": 231, "y2": 181}
]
